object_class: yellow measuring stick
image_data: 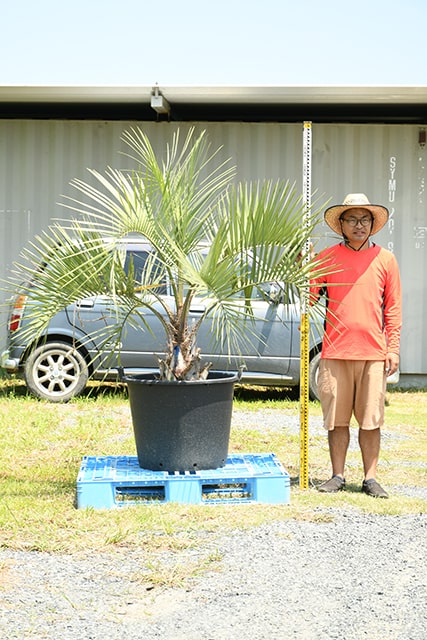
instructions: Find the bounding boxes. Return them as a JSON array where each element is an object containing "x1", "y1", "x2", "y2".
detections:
[
  {"x1": 299, "y1": 311, "x2": 310, "y2": 489},
  {"x1": 299, "y1": 121, "x2": 312, "y2": 490}
]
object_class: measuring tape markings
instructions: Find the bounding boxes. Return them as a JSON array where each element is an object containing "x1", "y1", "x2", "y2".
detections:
[{"x1": 299, "y1": 122, "x2": 312, "y2": 490}]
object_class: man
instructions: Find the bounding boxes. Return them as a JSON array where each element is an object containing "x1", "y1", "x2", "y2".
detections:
[{"x1": 311, "y1": 193, "x2": 402, "y2": 498}]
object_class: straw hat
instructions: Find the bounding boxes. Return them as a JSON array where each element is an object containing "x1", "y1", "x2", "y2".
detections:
[{"x1": 324, "y1": 193, "x2": 389, "y2": 236}]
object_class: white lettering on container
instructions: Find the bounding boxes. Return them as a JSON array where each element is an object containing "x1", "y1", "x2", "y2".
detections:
[{"x1": 387, "y1": 157, "x2": 397, "y2": 251}]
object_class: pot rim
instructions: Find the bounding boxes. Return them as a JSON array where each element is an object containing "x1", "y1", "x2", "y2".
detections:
[{"x1": 119, "y1": 370, "x2": 240, "y2": 386}]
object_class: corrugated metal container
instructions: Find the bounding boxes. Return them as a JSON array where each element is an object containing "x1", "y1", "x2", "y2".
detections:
[{"x1": 0, "y1": 120, "x2": 425, "y2": 380}]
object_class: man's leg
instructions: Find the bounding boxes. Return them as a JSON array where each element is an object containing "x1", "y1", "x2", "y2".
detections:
[
  {"x1": 318, "y1": 426, "x2": 350, "y2": 492},
  {"x1": 358, "y1": 427, "x2": 380, "y2": 480},
  {"x1": 329, "y1": 426, "x2": 350, "y2": 478},
  {"x1": 354, "y1": 362, "x2": 389, "y2": 498},
  {"x1": 317, "y1": 359, "x2": 352, "y2": 492},
  {"x1": 359, "y1": 428, "x2": 388, "y2": 498}
]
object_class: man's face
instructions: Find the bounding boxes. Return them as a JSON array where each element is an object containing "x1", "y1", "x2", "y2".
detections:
[{"x1": 339, "y1": 207, "x2": 373, "y2": 248}]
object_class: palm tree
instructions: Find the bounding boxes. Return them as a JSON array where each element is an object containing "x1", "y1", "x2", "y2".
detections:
[{"x1": 7, "y1": 127, "x2": 325, "y2": 381}]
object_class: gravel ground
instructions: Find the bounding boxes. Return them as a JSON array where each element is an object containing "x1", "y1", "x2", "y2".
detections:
[
  {"x1": 1, "y1": 513, "x2": 426, "y2": 640},
  {"x1": 1, "y1": 410, "x2": 426, "y2": 640}
]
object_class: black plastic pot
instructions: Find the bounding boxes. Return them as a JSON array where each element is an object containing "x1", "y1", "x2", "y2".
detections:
[{"x1": 120, "y1": 371, "x2": 238, "y2": 472}]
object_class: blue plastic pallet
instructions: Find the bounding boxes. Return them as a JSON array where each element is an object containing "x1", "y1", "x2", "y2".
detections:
[{"x1": 76, "y1": 453, "x2": 290, "y2": 508}]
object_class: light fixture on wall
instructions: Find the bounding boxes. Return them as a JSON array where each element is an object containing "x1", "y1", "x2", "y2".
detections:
[{"x1": 151, "y1": 86, "x2": 171, "y2": 116}]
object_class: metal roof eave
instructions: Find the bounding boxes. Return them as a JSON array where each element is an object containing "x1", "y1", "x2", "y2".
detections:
[
  {"x1": 0, "y1": 85, "x2": 427, "y2": 105},
  {"x1": 0, "y1": 86, "x2": 426, "y2": 123}
]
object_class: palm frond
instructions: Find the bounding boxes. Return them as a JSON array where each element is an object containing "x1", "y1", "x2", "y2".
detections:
[{"x1": 3, "y1": 127, "x2": 332, "y2": 381}]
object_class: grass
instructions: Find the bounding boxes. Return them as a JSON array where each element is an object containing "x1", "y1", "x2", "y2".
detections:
[{"x1": 0, "y1": 378, "x2": 426, "y2": 576}]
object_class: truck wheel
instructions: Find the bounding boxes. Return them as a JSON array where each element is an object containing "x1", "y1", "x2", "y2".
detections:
[
  {"x1": 309, "y1": 351, "x2": 321, "y2": 401},
  {"x1": 24, "y1": 342, "x2": 89, "y2": 402}
]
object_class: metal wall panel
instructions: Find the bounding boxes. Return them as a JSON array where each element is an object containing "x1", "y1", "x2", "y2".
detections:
[
  {"x1": 312, "y1": 123, "x2": 427, "y2": 377},
  {"x1": 0, "y1": 120, "x2": 425, "y2": 378}
]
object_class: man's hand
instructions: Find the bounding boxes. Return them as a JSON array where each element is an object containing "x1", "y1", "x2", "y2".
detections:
[{"x1": 385, "y1": 352, "x2": 399, "y2": 376}]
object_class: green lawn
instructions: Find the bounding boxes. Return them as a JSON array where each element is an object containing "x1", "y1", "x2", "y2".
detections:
[{"x1": 0, "y1": 379, "x2": 425, "y2": 557}]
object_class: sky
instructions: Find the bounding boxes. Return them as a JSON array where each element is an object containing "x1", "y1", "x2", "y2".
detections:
[{"x1": 0, "y1": 0, "x2": 425, "y2": 87}]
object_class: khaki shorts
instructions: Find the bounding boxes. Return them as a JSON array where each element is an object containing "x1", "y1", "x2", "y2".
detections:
[{"x1": 318, "y1": 359, "x2": 387, "y2": 431}]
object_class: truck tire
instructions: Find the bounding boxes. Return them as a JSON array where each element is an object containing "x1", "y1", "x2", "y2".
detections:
[
  {"x1": 309, "y1": 351, "x2": 321, "y2": 401},
  {"x1": 24, "y1": 341, "x2": 89, "y2": 402}
]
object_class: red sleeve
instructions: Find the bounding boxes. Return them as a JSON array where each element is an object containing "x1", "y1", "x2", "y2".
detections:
[
  {"x1": 309, "y1": 247, "x2": 334, "y2": 304},
  {"x1": 383, "y1": 253, "x2": 402, "y2": 354}
]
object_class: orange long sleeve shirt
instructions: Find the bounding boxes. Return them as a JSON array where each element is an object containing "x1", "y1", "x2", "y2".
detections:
[{"x1": 310, "y1": 243, "x2": 402, "y2": 360}]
